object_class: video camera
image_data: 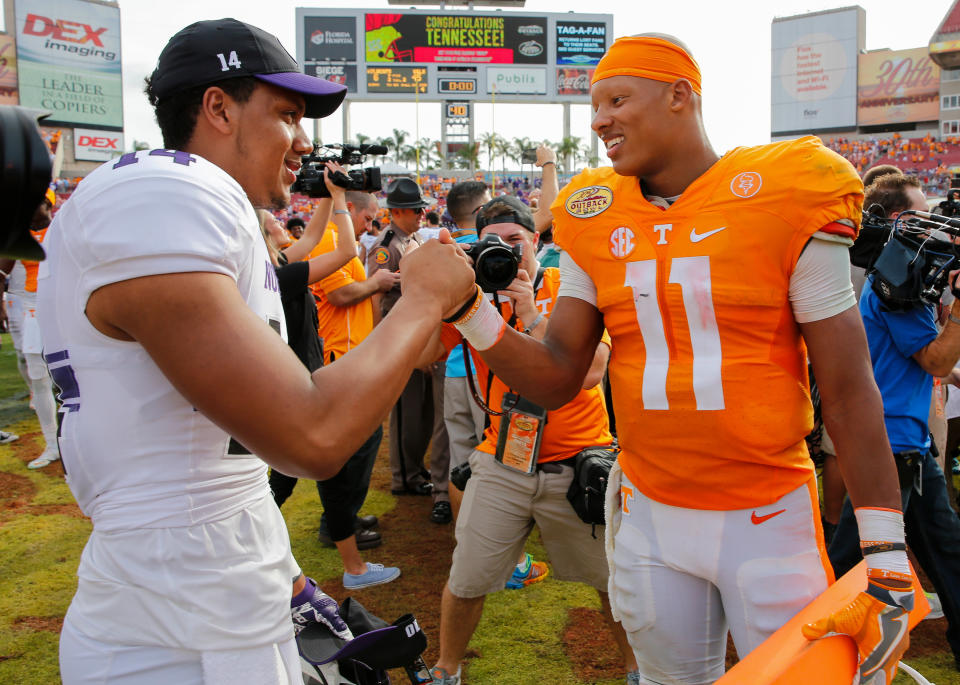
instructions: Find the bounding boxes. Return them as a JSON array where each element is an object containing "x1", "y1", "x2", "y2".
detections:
[
  {"x1": 0, "y1": 106, "x2": 53, "y2": 260},
  {"x1": 852, "y1": 209, "x2": 960, "y2": 311},
  {"x1": 291, "y1": 143, "x2": 385, "y2": 199},
  {"x1": 464, "y1": 233, "x2": 522, "y2": 293}
]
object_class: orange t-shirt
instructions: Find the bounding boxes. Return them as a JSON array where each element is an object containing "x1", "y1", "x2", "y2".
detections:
[
  {"x1": 440, "y1": 268, "x2": 612, "y2": 462},
  {"x1": 310, "y1": 224, "x2": 373, "y2": 361},
  {"x1": 552, "y1": 136, "x2": 863, "y2": 509},
  {"x1": 23, "y1": 228, "x2": 48, "y2": 293}
]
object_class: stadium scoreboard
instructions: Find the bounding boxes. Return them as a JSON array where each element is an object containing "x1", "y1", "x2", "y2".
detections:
[{"x1": 296, "y1": 8, "x2": 613, "y2": 104}]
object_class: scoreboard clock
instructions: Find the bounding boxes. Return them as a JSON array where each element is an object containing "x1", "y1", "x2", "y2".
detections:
[{"x1": 439, "y1": 78, "x2": 477, "y2": 94}]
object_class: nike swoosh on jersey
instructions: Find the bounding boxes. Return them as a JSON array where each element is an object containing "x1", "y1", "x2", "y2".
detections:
[
  {"x1": 750, "y1": 509, "x2": 786, "y2": 524},
  {"x1": 689, "y1": 226, "x2": 728, "y2": 243}
]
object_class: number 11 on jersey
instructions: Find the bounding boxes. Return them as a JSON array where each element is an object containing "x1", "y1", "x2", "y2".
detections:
[{"x1": 625, "y1": 256, "x2": 724, "y2": 411}]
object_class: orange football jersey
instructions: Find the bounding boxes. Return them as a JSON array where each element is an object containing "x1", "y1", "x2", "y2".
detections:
[
  {"x1": 310, "y1": 224, "x2": 373, "y2": 360},
  {"x1": 23, "y1": 228, "x2": 48, "y2": 293},
  {"x1": 552, "y1": 136, "x2": 863, "y2": 509},
  {"x1": 440, "y1": 268, "x2": 613, "y2": 463}
]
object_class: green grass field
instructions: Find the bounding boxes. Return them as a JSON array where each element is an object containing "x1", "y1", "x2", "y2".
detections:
[{"x1": 0, "y1": 331, "x2": 957, "y2": 684}]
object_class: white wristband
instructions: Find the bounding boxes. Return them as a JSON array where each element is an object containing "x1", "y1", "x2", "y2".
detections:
[
  {"x1": 454, "y1": 295, "x2": 506, "y2": 351},
  {"x1": 855, "y1": 507, "x2": 910, "y2": 578}
]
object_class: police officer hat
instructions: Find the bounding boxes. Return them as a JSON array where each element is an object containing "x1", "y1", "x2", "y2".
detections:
[{"x1": 382, "y1": 178, "x2": 431, "y2": 209}]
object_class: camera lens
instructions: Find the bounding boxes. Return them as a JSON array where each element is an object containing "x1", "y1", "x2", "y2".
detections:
[{"x1": 476, "y1": 248, "x2": 518, "y2": 292}]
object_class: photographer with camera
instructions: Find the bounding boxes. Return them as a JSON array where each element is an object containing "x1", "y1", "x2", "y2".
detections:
[
  {"x1": 367, "y1": 178, "x2": 453, "y2": 523},
  {"x1": 829, "y1": 170, "x2": 960, "y2": 671},
  {"x1": 424, "y1": 196, "x2": 638, "y2": 685}
]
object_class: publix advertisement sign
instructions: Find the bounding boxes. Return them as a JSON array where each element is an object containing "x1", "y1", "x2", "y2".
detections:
[
  {"x1": 15, "y1": 0, "x2": 123, "y2": 130},
  {"x1": 487, "y1": 67, "x2": 546, "y2": 94}
]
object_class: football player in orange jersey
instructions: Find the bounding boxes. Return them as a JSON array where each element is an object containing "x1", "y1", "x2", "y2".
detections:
[{"x1": 442, "y1": 35, "x2": 912, "y2": 684}]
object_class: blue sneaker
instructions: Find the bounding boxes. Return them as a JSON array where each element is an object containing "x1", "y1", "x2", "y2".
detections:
[
  {"x1": 505, "y1": 553, "x2": 549, "y2": 590},
  {"x1": 343, "y1": 562, "x2": 401, "y2": 590}
]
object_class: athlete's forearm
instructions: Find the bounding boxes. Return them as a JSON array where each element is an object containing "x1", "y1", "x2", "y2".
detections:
[
  {"x1": 475, "y1": 298, "x2": 604, "y2": 408},
  {"x1": 802, "y1": 309, "x2": 902, "y2": 511},
  {"x1": 305, "y1": 295, "x2": 444, "y2": 456}
]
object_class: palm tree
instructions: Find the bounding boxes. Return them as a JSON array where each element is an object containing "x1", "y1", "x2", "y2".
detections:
[
  {"x1": 555, "y1": 136, "x2": 582, "y2": 173},
  {"x1": 512, "y1": 136, "x2": 532, "y2": 167},
  {"x1": 389, "y1": 128, "x2": 409, "y2": 163},
  {"x1": 454, "y1": 142, "x2": 480, "y2": 172},
  {"x1": 494, "y1": 135, "x2": 514, "y2": 179},
  {"x1": 479, "y1": 132, "x2": 500, "y2": 172},
  {"x1": 580, "y1": 142, "x2": 601, "y2": 168},
  {"x1": 354, "y1": 133, "x2": 370, "y2": 147},
  {"x1": 413, "y1": 137, "x2": 439, "y2": 171}
]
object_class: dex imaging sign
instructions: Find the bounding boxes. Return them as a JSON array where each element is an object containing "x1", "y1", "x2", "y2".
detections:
[
  {"x1": 74, "y1": 128, "x2": 123, "y2": 162},
  {"x1": 15, "y1": 0, "x2": 123, "y2": 129}
]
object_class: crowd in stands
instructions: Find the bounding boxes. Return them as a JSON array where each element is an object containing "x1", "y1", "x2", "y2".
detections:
[{"x1": 824, "y1": 132, "x2": 960, "y2": 196}]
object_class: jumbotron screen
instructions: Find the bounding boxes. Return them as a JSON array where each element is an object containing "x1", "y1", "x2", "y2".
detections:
[{"x1": 295, "y1": 8, "x2": 613, "y2": 103}]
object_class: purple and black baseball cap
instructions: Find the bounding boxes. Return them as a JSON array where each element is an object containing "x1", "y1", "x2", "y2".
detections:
[{"x1": 149, "y1": 18, "x2": 346, "y2": 119}]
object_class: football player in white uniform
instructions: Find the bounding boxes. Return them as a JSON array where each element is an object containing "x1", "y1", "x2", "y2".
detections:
[{"x1": 38, "y1": 19, "x2": 474, "y2": 685}]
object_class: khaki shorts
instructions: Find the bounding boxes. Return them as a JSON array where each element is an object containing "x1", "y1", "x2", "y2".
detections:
[{"x1": 447, "y1": 449, "x2": 608, "y2": 598}]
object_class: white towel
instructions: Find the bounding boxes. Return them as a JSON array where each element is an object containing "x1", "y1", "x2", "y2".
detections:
[
  {"x1": 604, "y1": 460, "x2": 623, "y2": 623},
  {"x1": 201, "y1": 639, "x2": 300, "y2": 685}
]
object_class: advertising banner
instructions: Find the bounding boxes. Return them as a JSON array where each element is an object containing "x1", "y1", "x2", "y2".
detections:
[
  {"x1": 15, "y1": 0, "x2": 123, "y2": 129},
  {"x1": 487, "y1": 67, "x2": 546, "y2": 94},
  {"x1": 73, "y1": 127, "x2": 123, "y2": 162},
  {"x1": 308, "y1": 63, "x2": 358, "y2": 93},
  {"x1": 0, "y1": 34, "x2": 18, "y2": 104},
  {"x1": 556, "y1": 22, "x2": 606, "y2": 66},
  {"x1": 304, "y1": 16, "x2": 358, "y2": 63},
  {"x1": 771, "y1": 8, "x2": 862, "y2": 133},
  {"x1": 365, "y1": 13, "x2": 547, "y2": 65},
  {"x1": 857, "y1": 47, "x2": 940, "y2": 126},
  {"x1": 556, "y1": 67, "x2": 593, "y2": 96}
]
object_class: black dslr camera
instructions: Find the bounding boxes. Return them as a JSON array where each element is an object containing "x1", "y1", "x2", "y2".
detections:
[
  {"x1": 291, "y1": 143, "x2": 384, "y2": 198},
  {"x1": 464, "y1": 234, "x2": 522, "y2": 293}
]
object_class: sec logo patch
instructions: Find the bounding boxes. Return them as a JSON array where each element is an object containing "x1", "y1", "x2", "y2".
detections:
[
  {"x1": 374, "y1": 247, "x2": 390, "y2": 264},
  {"x1": 730, "y1": 172, "x2": 762, "y2": 199},
  {"x1": 565, "y1": 185, "x2": 613, "y2": 218},
  {"x1": 609, "y1": 226, "x2": 636, "y2": 259}
]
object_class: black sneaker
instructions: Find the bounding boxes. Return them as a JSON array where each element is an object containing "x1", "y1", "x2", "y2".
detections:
[
  {"x1": 356, "y1": 514, "x2": 378, "y2": 530},
  {"x1": 430, "y1": 501, "x2": 452, "y2": 524},
  {"x1": 318, "y1": 527, "x2": 382, "y2": 550}
]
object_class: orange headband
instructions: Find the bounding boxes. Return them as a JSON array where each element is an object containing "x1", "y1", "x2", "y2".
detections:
[{"x1": 591, "y1": 36, "x2": 702, "y2": 95}]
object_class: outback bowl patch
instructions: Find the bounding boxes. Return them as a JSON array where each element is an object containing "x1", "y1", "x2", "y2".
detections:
[
  {"x1": 374, "y1": 247, "x2": 390, "y2": 264},
  {"x1": 565, "y1": 186, "x2": 613, "y2": 218}
]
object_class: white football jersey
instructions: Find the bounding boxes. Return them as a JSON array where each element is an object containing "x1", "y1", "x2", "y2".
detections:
[{"x1": 37, "y1": 149, "x2": 287, "y2": 531}]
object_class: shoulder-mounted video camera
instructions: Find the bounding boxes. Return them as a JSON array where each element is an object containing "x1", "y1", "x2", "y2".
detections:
[
  {"x1": 852, "y1": 209, "x2": 960, "y2": 311},
  {"x1": 291, "y1": 143, "x2": 384, "y2": 198},
  {"x1": 0, "y1": 106, "x2": 53, "y2": 260},
  {"x1": 464, "y1": 233, "x2": 522, "y2": 293}
]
